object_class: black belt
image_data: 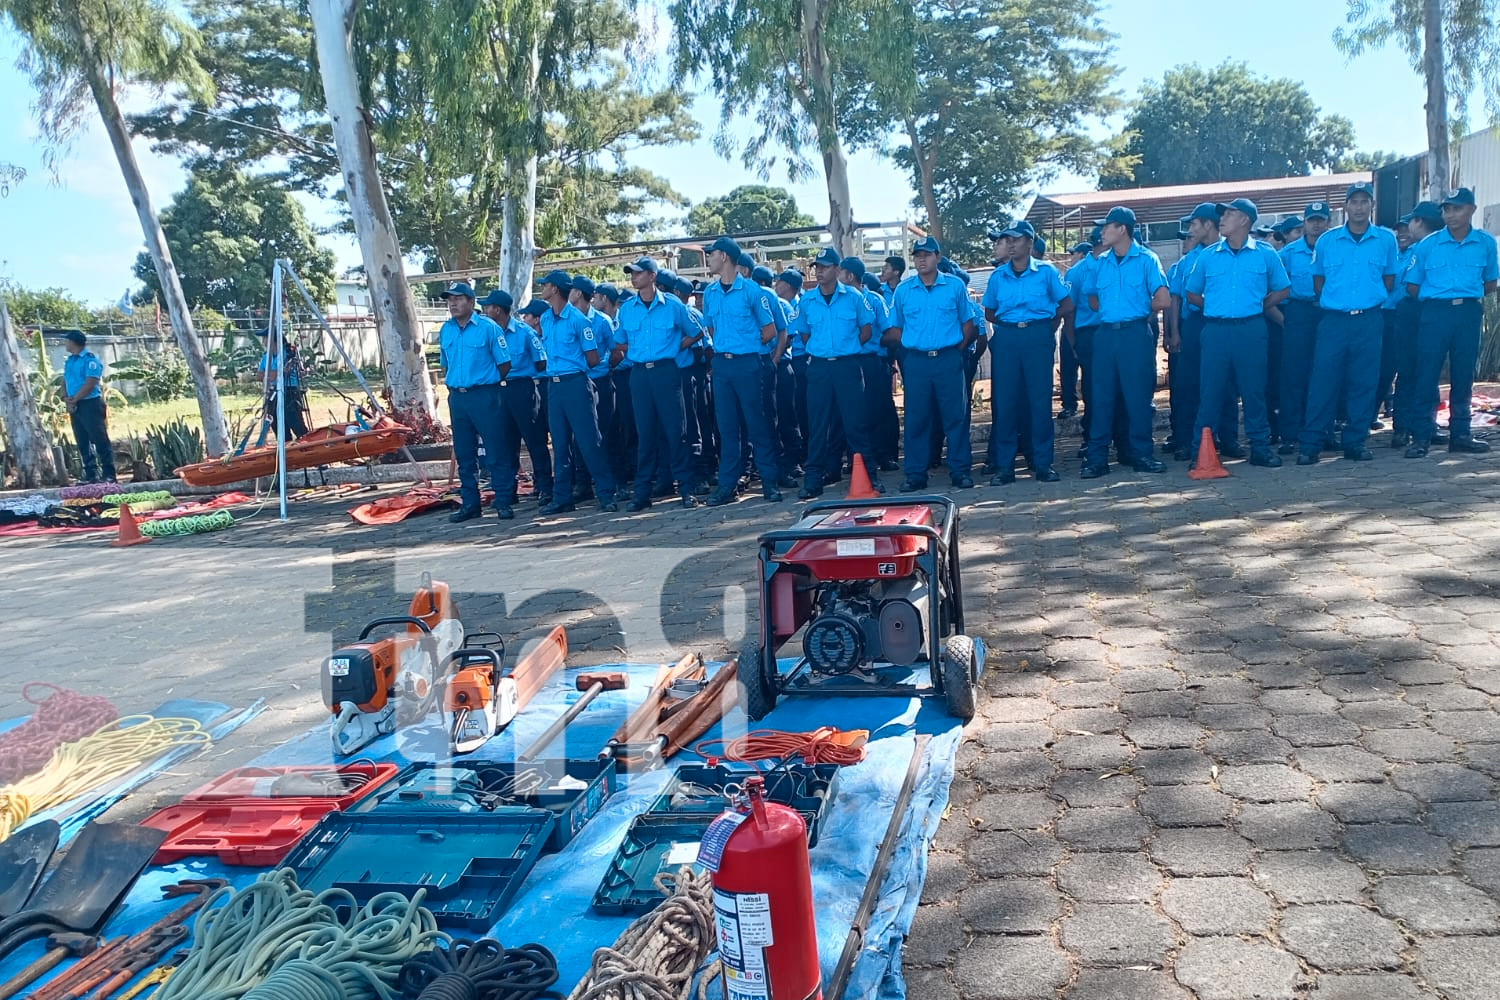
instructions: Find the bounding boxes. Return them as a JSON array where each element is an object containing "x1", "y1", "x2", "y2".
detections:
[
  {"x1": 1099, "y1": 319, "x2": 1147, "y2": 330},
  {"x1": 912, "y1": 345, "x2": 960, "y2": 357},
  {"x1": 499, "y1": 376, "x2": 533, "y2": 385},
  {"x1": 1205, "y1": 315, "x2": 1261, "y2": 325},
  {"x1": 640, "y1": 359, "x2": 675, "y2": 368},
  {"x1": 716, "y1": 352, "x2": 753, "y2": 360},
  {"x1": 449, "y1": 383, "x2": 499, "y2": 393},
  {"x1": 1287, "y1": 298, "x2": 1318, "y2": 305},
  {"x1": 1324, "y1": 307, "x2": 1377, "y2": 316},
  {"x1": 994, "y1": 320, "x2": 1039, "y2": 329},
  {"x1": 549, "y1": 372, "x2": 585, "y2": 383},
  {"x1": 1426, "y1": 297, "x2": 1481, "y2": 306},
  {"x1": 810, "y1": 354, "x2": 859, "y2": 361}
]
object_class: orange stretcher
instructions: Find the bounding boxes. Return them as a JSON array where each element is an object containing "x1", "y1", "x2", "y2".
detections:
[{"x1": 175, "y1": 421, "x2": 410, "y2": 488}]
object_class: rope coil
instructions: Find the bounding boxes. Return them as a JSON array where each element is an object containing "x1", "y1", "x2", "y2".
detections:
[
  {"x1": 139, "y1": 510, "x2": 236, "y2": 537},
  {"x1": 693, "y1": 727, "x2": 869, "y2": 766},
  {"x1": 567, "y1": 868, "x2": 718, "y2": 1000},
  {"x1": 398, "y1": 938, "x2": 560, "y2": 1000},
  {"x1": 0, "y1": 684, "x2": 118, "y2": 785}
]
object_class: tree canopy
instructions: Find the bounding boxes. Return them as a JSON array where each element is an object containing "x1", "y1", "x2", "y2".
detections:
[
  {"x1": 686, "y1": 185, "x2": 815, "y2": 236},
  {"x1": 1, "y1": 286, "x2": 93, "y2": 329},
  {"x1": 1100, "y1": 62, "x2": 1358, "y2": 189},
  {"x1": 133, "y1": 166, "x2": 337, "y2": 312}
]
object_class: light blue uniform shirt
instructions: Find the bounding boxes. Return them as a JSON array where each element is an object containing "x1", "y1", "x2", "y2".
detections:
[
  {"x1": 889, "y1": 272, "x2": 971, "y2": 351},
  {"x1": 1086, "y1": 242, "x2": 1167, "y2": 323},
  {"x1": 1069, "y1": 254, "x2": 1102, "y2": 328},
  {"x1": 758, "y1": 284, "x2": 786, "y2": 355},
  {"x1": 1185, "y1": 237, "x2": 1291, "y2": 320},
  {"x1": 257, "y1": 350, "x2": 299, "y2": 388},
  {"x1": 881, "y1": 282, "x2": 897, "y2": 308},
  {"x1": 792, "y1": 282, "x2": 873, "y2": 358},
  {"x1": 1406, "y1": 226, "x2": 1500, "y2": 299},
  {"x1": 677, "y1": 305, "x2": 707, "y2": 368},
  {"x1": 982, "y1": 257, "x2": 1069, "y2": 325},
  {"x1": 861, "y1": 289, "x2": 889, "y2": 355},
  {"x1": 538, "y1": 302, "x2": 598, "y2": 376},
  {"x1": 63, "y1": 350, "x2": 105, "y2": 398},
  {"x1": 438, "y1": 313, "x2": 511, "y2": 388},
  {"x1": 502, "y1": 318, "x2": 546, "y2": 379},
  {"x1": 1279, "y1": 238, "x2": 1318, "y2": 302},
  {"x1": 582, "y1": 308, "x2": 614, "y2": 378},
  {"x1": 1312, "y1": 224, "x2": 1399, "y2": 312},
  {"x1": 778, "y1": 298, "x2": 804, "y2": 357},
  {"x1": 616, "y1": 290, "x2": 700, "y2": 363},
  {"x1": 1386, "y1": 247, "x2": 1416, "y2": 310},
  {"x1": 702, "y1": 275, "x2": 775, "y2": 355}
]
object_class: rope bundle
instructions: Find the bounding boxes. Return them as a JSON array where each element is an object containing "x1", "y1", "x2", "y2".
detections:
[
  {"x1": 398, "y1": 938, "x2": 559, "y2": 1000},
  {"x1": 0, "y1": 684, "x2": 118, "y2": 784},
  {"x1": 102, "y1": 490, "x2": 175, "y2": 506},
  {"x1": 155, "y1": 869, "x2": 446, "y2": 1000},
  {"x1": 0, "y1": 714, "x2": 211, "y2": 841},
  {"x1": 694, "y1": 726, "x2": 869, "y2": 766},
  {"x1": 567, "y1": 868, "x2": 717, "y2": 1000},
  {"x1": 139, "y1": 510, "x2": 236, "y2": 537}
]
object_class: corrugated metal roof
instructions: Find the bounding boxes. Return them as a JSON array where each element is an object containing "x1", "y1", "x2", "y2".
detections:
[{"x1": 1026, "y1": 172, "x2": 1374, "y2": 228}]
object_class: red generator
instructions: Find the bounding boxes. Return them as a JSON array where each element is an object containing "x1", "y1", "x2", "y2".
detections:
[{"x1": 738, "y1": 495, "x2": 979, "y2": 721}]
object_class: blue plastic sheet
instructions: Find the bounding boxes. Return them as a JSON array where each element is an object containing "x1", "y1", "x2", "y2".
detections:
[{"x1": 3, "y1": 656, "x2": 976, "y2": 1000}]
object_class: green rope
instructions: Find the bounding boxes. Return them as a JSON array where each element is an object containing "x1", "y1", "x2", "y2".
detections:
[
  {"x1": 102, "y1": 490, "x2": 175, "y2": 505},
  {"x1": 153, "y1": 869, "x2": 447, "y2": 1000},
  {"x1": 138, "y1": 511, "x2": 236, "y2": 537}
]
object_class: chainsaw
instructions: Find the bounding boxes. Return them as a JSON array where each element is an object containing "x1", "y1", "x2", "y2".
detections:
[
  {"x1": 442, "y1": 625, "x2": 569, "y2": 754},
  {"x1": 321, "y1": 574, "x2": 466, "y2": 756}
]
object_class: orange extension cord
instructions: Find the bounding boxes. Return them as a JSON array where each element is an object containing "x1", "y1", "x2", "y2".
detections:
[{"x1": 694, "y1": 726, "x2": 870, "y2": 766}]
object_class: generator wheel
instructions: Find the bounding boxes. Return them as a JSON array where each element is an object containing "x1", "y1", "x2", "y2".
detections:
[
  {"x1": 737, "y1": 644, "x2": 777, "y2": 721},
  {"x1": 941, "y1": 634, "x2": 978, "y2": 722}
]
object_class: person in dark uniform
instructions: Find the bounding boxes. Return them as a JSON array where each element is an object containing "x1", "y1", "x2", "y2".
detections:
[
  {"x1": 792, "y1": 247, "x2": 879, "y2": 499},
  {"x1": 982, "y1": 222, "x2": 1070, "y2": 483},
  {"x1": 775, "y1": 268, "x2": 809, "y2": 475},
  {"x1": 848, "y1": 265, "x2": 900, "y2": 472},
  {"x1": 479, "y1": 289, "x2": 553, "y2": 507},
  {"x1": 1296, "y1": 181, "x2": 1399, "y2": 464},
  {"x1": 1078, "y1": 207, "x2": 1170, "y2": 478},
  {"x1": 1376, "y1": 217, "x2": 1411, "y2": 425},
  {"x1": 1185, "y1": 198, "x2": 1290, "y2": 470},
  {"x1": 611, "y1": 256, "x2": 701, "y2": 510},
  {"x1": 754, "y1": 265, "x2": 801, "y2": 484},
  {"x1": 887, "y1": 235, "x2": 977, "y2": 489},
  {"x1": 1390, "y1": 202, "x2": 1442, "y2": 447},
  {"x1": 535, "y1": 269, "x2": 617, "y2": 513},
  {"x1": 1275, "y1": 201, "x2": 1330, "y2": 454},
  {"x1": 701, "y1": 237, "x2": 783, "y2": 504},
  {"x1": 593, "y1": 281, "x2": 635, "y2": 484},
  {"x1": 256, "y1": 327, "x2": 311, "y2": 440},
  {"x1": 436, "y1": 281, "x2": 512, "y2": 521},
  {"x1": 60, "y1": 331, "x2": 116, "y2": 483},
  {"x1": 1057, "y1": 243, "x2": 1088, "y2": 419},
  {"x1": 677, "y1": 274, "x2": 717, "y2": 485},
  {"x1": 1404, "y1": 186, "x2": 1498, "y2": 458}
]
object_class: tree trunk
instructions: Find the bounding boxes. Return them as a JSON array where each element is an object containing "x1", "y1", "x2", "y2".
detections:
[
  {"x1": 78, "y1": 51, "x2": 230, "y2": 457},
  {"x1": 310, "y1": 0, "x2": 435, "y2": 417},
  {"x1": 0, "y1": 299, "x2": 58, "y2": 488},
  {"x1": 802, "y1": 0, "x2": 856, "y2": 255},
  {"x1": 907, "y1": 118, "x2": 943, "y2": 242},
  {"x1": 1423, "y1": 0, "x2": 1451, "y2": 199},
  {"x1": 499, "y1": 152, "x2": 539, "y2": 303}
]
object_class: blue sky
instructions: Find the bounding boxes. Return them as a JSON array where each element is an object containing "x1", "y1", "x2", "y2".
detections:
[{"x1": 0, "y1": 0, "x2": 1465, "y2": 306}]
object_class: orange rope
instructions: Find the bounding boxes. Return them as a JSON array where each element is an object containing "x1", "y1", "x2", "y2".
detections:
[{"x1": 693, "y1": 727, "x2": 870, "y2": 766}]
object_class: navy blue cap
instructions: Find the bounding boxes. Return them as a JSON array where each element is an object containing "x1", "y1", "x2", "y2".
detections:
[
  {"x1": 1095, "y1": 206, "x2": 1137, "y2": 229},
  {"x1": 674, "y1": 277, "x2": 696, "y2": 298},
  {"x1": 1071, "y1": 241, "x2": 1095, "y2": 254},
  {"x1": 477, "y1": 289, "x2": 513, "y2": 309},
  {"x1": 1345, "y1": 181, "x2": 1376, "y2": 201},
  {"x1": 63, "y1": 330, "x2": 86, "y2": 345},
  {"x1": 776, "y1": 268, "x2": 804, "y2": 291},
  {"x1": 1409, "y1": 200, "x2": 1443, "y2": 223},
  {"x1": 569, "y1": 274, "x2": 596, "y2": 299},
  {"x1": 911, "y1": 235, "x2": 942, "y2": 255},
  {"x1": 861, "y1": 273, "x2": 882, "y2": 292},
  {"x1": 1187, "y1": 202, "x2": 1222, "y2": 223},
  {"x1": 623, "y1": 256, "x2": 658, "y2": 275},
  {"x1": 1304, "y1": 201, "x2": 1331, "y2": 220},
  {"x1": 736, "y1": 251, "x2": 756, "y2": 270},
  {"x1": 839, "y1": 256, "x2": 866, "y2": 279},
  {"x1": 813, "y1": 247, "x2": 842, "y2": 267},
  {"x1": 1216, "y1": 198, "x2": 1259, "y2": 224},
  {"x1": 1177, "y1": 216, "x2": 1193, "y2": 238},
  {"x1": 999, "y1": 220, "x2": 1036, "y2": 239},
  {"x1": 705, "y1": 236, "x2": 742, "y2": 258},
  {"x1": 594, "y1": 282, "x2": 620, "y2": 303},
  {"x1": 439, "y1": 281, "x2": 476, "y2": 299},
  {"x1": 1275, "y1": 216, "x2": 1304, "y2": 233},
  {"x1": 520, "y1": 300, "x2": 548, "y2": 317},
  {"x1": 750, "y1": 265, "x2": 776, "y2": 286},
  {"x1": 985, "y1": 224, "x2": 1008, "y2": 241},
  {"x1": 1442, "y1": 187, "x2": 1477, "y2": 207},
  {"x1": 1034, "y1": 236, "x2": 1048, "y2": 255},
  {"x1": 1088, "y1": 225, "x2": 1104, "y2": 244},
  {"x1": 1252, "y1": 224, "x2": 1273, "y2": 236},
  {"x1": 538, "y1": 269, "x2": 572, "y2": 292}
]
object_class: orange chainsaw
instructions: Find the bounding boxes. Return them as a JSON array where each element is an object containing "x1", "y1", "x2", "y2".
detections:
[
  {"x1": 443, "y1": 626, "x2": 569, "y2": 754},
  {"x1": 321, "y1": 574, "x2": 466, "y2": 756}
]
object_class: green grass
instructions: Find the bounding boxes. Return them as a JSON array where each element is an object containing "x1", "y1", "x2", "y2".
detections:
[{"x1": 113, "y1": 387, "x2": 372, "y2": 440}]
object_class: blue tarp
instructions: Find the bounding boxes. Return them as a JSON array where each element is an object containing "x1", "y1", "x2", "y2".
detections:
[{"x1": 4, "y1": 657, "x2": 975, "y2": 1000}]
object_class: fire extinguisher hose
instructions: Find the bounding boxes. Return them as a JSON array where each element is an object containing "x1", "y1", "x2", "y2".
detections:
[{"x1": 565, "y1": 868, "x2": 717, "y2": 1000}]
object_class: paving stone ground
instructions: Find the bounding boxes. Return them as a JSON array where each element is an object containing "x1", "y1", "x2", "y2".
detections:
[{"x1": 5, "y1": 419, "x2": 1500, "y2": 998}]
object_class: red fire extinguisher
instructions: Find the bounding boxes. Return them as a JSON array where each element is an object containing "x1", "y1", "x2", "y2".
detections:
[{"x1": 698, "y1": 775, "x2": 822, "y2": 1000}]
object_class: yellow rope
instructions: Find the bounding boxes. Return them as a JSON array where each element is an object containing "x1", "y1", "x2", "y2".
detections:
[{"x1": 0, "y1": 715, "x2": 212, "y2": 841}]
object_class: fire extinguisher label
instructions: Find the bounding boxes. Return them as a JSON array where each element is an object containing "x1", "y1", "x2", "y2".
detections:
[
  {"x1": 696, "y1": 811, "x2": 748, "y2": 873},
  {"x1": 714, "y1": 888, "x2": 774, "y2": 999}
]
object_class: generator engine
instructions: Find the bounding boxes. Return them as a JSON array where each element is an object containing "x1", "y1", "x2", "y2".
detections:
[{"x1": 803, "y1": 578, "x2": 930, "y2": 674}]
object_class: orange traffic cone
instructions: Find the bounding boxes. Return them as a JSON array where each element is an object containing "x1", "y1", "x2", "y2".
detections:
[
  {"x1": 846, "y1": 454, "x2": 878, "y2": 499},
  {"x1": 1187, "y1": 427, "x2": 1230, "y2": 480},
  {"x1": 111, "y1": 502, "x2": 152, "y2": 547}
]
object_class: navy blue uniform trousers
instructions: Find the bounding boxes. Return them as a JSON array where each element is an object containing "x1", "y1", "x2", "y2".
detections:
[
  {"x1": 1197, "y1": 317, "x2": 1271, "y2": 451},
  {"x1": 1390, "y1": 297, "x2": 1422, "y2": 434},
  {"x1": 69, "y1": 396, "x2": 116, "y2": 482},
  {"x1": 448, "y1": 383, "x2": 506, "y2": 509},
  {"x1": 713, "y1": 354, "x2": 779, "y2": 491},
  {"x1": 1413, "y1": 298, "x2": 1483, "y2": 443},
  {"x1": 990, "y1": 324, "x2": 1056, "y2": 472},
  {"x1": 1299, "y1": 309, "x2": 1383, "y2": 453},
  {"x1": 805, "y1": 356, "x2": 874, "y2": 491},
  {"x1": 547, "y1": 373, "x2": 615, "y2": 503},
  {"x1": 861, "y1": 354, "x2": 900, "y2": 464},
  {"x1": 1277, "y1": 300, "x2": 1321, "y2": 447},
  {"x1": 630, "y1": 361, "x2": 694, "y2": 501},
  {"x1": 1085, "y1": 319, "x2": 1156, "y2": 467},
  {"x1": 903, "y1": 347, "x2": 971, "y2": 482},
  {"x1": 498, "y1": 377, "x2": 553, "y2": 502},
  {"x1": 1058, "y1": 327, "x2": 1081, "y2": 411}
]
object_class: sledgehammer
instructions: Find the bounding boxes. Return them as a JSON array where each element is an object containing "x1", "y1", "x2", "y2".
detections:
[{"x1": 517, "y1": 671, "x2": 627, "y2": 762}]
